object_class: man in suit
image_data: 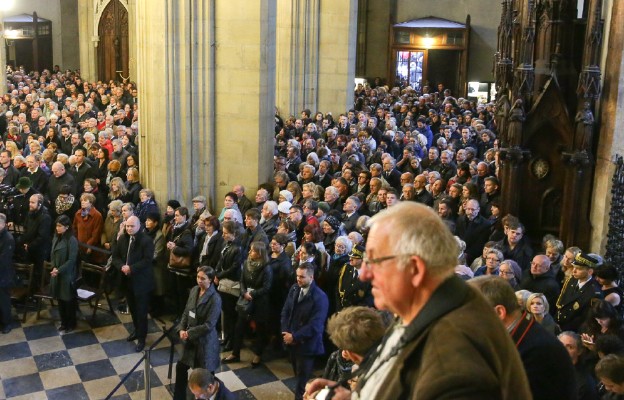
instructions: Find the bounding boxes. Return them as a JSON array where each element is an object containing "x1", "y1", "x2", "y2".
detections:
[
  {"x1": 342, "y1": 196, "x2": 360, "y2": 233},
  {"x1": 455, "y1": 199, "x2": 492, "y2": 264},
  {"x1": 112, "y1": 215, "x2": 155, "y2": 352},
  {"x1": 188, "y1": 368, "x2": 235, "y2": 400},
  {"x1": 471, "y1": 276, "x2": 577, "y2": 400},
  {"x1": 306, "y1": 202, "x2": 531, "y2": 399},
  {"x1": 556, "y1": 252, "x2": 603, "y2": 332},
  {"x1": 413, "y1": 174, "x2": 434, "y2": 207},
  {"x1": 381, "y1": 156, "x2": 402, "y2": 191},
  {"x1": 281, "y1": 262, "x2": 329, "y2": 400}
]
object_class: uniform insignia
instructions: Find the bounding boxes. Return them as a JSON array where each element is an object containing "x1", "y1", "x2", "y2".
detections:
[
  {"x1": 573, "y1": 302, "x2": 579, "y2": 310},
  {"x1": 358, "y1": 290, "x2": 364, "y2": 298}
]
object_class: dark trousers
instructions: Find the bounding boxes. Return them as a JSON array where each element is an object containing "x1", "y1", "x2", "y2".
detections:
[
  {"x1": 173, "y1": 361, "x2": 191, "y2": 400},
  {"x1": 220, "y1": 292, "x2": 237, "y2": 344},
  {"x1": 58, "y1": 297, "x2": 77, "y2": 329},
  {"x1": 0, "y1": 286, "x2": 11, "y2": 327},
  {"x1": 289, "y1": 350, "x2": 316, "y2": 400},
  {"x1": 231, "y1": 313, "x2": 269, "y2": 358},
  {"x1": 166, "y1": 270, "x2": 194, "y2": 317},
  {"x1": 126, "y1": 288, "x2": 150, "y2": 342}
]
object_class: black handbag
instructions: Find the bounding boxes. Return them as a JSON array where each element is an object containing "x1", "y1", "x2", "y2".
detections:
[{"x1": 235, "y1": 296, "x2": 253, "y2": 315}]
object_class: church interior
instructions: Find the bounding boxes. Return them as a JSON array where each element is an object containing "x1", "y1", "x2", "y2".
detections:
[{"x1": 1, "y1": 0, "x2": 624, "y2": 399}]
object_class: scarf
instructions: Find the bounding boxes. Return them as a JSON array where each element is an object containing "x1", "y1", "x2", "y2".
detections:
[
  {"x1": 55, "y1": 194, "x2": 75, "y2": 214},
  {"x1": 81, "y1": 206, "x2": 91, "y2": 218},
  {"x1": 246, "y1": 259, "x2": 265, "y2": 273}
]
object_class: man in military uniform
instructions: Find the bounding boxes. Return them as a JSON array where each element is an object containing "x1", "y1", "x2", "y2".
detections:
[
  {"x1": 335, "y1": 244, "x2": 373, "y2": 312},
  {"x1": 556, "y1": 252, "x2": 603, "y2": 332}
]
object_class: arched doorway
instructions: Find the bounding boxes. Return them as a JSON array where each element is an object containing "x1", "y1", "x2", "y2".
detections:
[{"x1": 97, "y1": 0, "x2": 129, "y2": 82}]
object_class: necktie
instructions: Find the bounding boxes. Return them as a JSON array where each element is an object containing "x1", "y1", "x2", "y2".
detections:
[
  {"x1": 126, "y1": 236, "x2": 134, "y2": 264},
  {"x1": 298, "y1": 289, "x2": 305, "y2": 302}
]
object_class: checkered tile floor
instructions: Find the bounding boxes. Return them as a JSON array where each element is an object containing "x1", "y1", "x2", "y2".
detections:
[{"x1": 0, "y1": 301, "x2": 303, "y2": 399}]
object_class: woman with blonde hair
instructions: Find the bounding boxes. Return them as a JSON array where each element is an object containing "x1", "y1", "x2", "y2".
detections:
[
  {"x1": 108, "y1": 176, "x2": 129, "y2": 203},
  {"x1": 526, "y1": 292, "x2": 559, "y2": 335},
  {"x1": 5, "y1": 140, "x2": 20, "y2": 158},
  {"x1": 287, "y1": 181, "x2": 303, "y2": 206}
]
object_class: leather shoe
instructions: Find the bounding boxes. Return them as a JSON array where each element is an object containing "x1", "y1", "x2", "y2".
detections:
[
  {"x1": 127, "y1": 332, "x2": 137, "y2": 342},
  {"x1": 1, "y1": 326, "x2": 11, "y2": 334},
  {"x1": 251, "y1": 355, "x2": 262, "y2": 369},
  {"x1": 135, "y1": 342, "x2": 145, "y2": 352},
  {"x1": 221, "y1": 355, "x2": 239, "y2": 364},
  {"x1": 58, "y1": 325, "x2": 67, "y2": 332}
]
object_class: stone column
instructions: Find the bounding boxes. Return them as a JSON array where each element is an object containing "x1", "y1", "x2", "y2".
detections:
[
  {"x1": 276, "y1": 0, "x2": 357, "y2": 117},
  {"x1": 214, "y1": 0, "x2": 276, "y2": 203},
  {"x1": 127, "y1": 0, "x2": 137, "y2": 80},
  {"x1": 590, "y1": 0, "x2": 624, "y2": 253},
  {"x1": 77, "y1": 0, "x2": 97, "y2": 81},
  {"x1": 136, "y1": 0, "x2": 275, "y2": 211}
]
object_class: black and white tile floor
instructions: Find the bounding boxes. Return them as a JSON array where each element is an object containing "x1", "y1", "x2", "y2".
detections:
[{"x1": 0, "y1": 302, "x2": 302, "y2": 399}]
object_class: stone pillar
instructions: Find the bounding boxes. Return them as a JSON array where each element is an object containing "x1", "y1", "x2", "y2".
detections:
[
  {"x1": 77, "y1": 0, "x2": 97, "y2": 81},
  {"x1": 317, "y1": 0, "x2": 358, "y2": 114},
  {"x1": 136, "y1": 0, "x2": 275, "y2": 211},
  {"x1": 78, "y1": 1, "x2": 98, "y2": 81},
  {"x1": 276, "y1": 0, "x2": 357, "y2": 117},
  {"x1": 214, "y1": 0, "x2": 276, "y2": 203},
  {"x1": 590, "y1": 0, "x2": 624, "y2": 253},
  {"x1": 127, "y1": 0, "x2": 137, "y2": 81}
]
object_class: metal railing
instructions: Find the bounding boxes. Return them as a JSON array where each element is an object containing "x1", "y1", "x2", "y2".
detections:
[{"x1": 105, "y1": 322, "x2": 177, "y2": 400}]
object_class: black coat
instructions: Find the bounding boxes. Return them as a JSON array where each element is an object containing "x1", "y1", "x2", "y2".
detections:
[
  {"x1": 21, "y1": 168, "x2": 48, "y2": 195},
  {"x1": 215, "y1": 240, "x2": 242, "y2": 281},
  {"x1": 342, "y1": 212, "x2": 359, "y2": 234},
  {"x1": 268, "y1": 251, "x2": 292, "y2": 309},
  {"x1": 511, "y1": 312, "x2": 577, "y2": 400},
  {"x1": 48, "y1": 172, "x2": 76, "y2": 203},
  {"x1": 239, "y1": 261, "x2": 272, "y2": 323},
  {"x1": 166, "y1": 222, "x2": 194, "y2": 259},
  {"x1": 20, "y1": 206, "x2": 52, "y2": 260},
  {"x1": 413, "y1": 189, "x2": 434, "y2": 207},
  {"x1": 69, "y1": 162, "x2": 94, "y2": 189},
  {"x1": 498, "y1": 237, "x2": 534, "y2": 272},
  {"x1": 112, "y1": 230, "x2": 155, "y2": 295},
  {"x1": 455, "y1": 214, "x2": 491, "y2": 264},
  {"x1": 0, "y1": 228, "x2": 15, "y2": 288},
  {"x1": 520, "y1": 270, "x2": 561, "y2": 316},
  {"x1": 196, "y1": 231, "x2": 225, "y2": 269}
]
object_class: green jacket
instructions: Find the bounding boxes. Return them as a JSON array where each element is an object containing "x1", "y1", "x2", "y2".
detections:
[{"x1": 49, "y1": 235, "x2": 79, "y2": 301}]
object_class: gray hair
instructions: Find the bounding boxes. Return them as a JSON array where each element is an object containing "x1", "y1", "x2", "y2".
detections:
[
  {"x1": 264, "y1": 200, "x2": 278, "y2": 216},
  {"x1": 108, "y1": 199, "x2": 123, "y2": 213},
  {"x1": 367, "y1": 202, "x2": 458, "y2": 276},
  {"x1": 335, "y1": 236, "x2": 353, "y2": 254}
]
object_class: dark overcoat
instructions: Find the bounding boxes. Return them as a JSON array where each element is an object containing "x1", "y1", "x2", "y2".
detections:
[{"x1": 176, "y1": 284, "x2": 222, "y2": 372}]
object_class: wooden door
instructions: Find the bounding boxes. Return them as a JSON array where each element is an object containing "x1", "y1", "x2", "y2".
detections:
[{"x1": 97, "y1": 0, "x2": 129, "y2": 82}]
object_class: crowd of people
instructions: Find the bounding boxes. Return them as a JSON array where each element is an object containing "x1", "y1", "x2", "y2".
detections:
[{"x1": 0, "y1": 67, "x2": 623, "y2": 400}]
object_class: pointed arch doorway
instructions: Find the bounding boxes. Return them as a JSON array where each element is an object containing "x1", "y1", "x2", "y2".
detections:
[{"x1": 97, "y1": 0, "x2": 129, "y2": 82}]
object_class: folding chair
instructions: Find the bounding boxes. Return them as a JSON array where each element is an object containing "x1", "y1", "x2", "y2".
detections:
[
  {"x1": 32, "y1": 261, "x2": 56, "y2": 320},
  {"x1": 77, "y1": 261, "x2": 115, "y2": 322},
  {"x1": 10, "y1": 262, "x2": 34, "y2": 322}
]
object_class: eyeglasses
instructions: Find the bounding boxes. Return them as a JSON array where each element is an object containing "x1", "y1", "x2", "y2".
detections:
[
  {"x1": 362, "y1": 254, "x2": 415, "y2": 271},
  {"x1": 499, "y1": 270, "x2": 514, "y2": 276}
]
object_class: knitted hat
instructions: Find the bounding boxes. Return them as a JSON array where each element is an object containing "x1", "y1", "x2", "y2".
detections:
[{"x1": 279, "y1": 190, "x2": 293, "y2": 203}]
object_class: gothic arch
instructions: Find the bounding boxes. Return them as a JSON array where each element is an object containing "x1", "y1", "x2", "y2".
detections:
[{"x1": 96, "y1": 0, "x2": 129, "y2": 82}]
